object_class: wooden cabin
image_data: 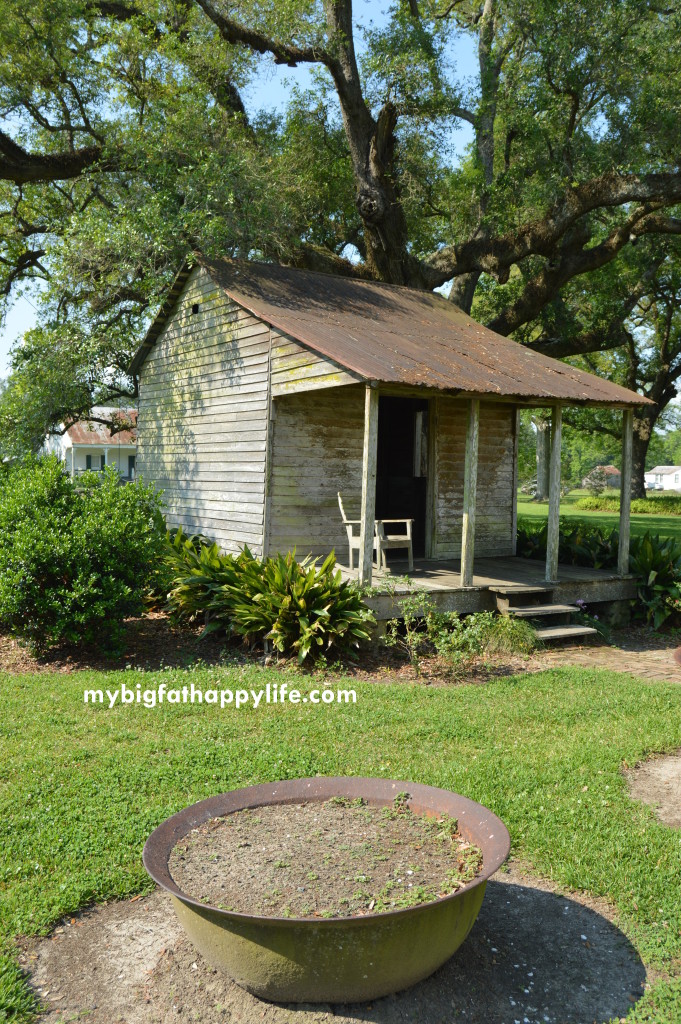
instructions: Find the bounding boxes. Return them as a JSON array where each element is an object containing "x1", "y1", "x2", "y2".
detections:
[{"x1": 131, "y1": 257, "x2": 647, "y2": 622}]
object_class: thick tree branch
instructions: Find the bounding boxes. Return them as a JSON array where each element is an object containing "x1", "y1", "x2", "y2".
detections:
[
  {"x1": 486, "y1": 205, "x2": 659, "y2": 335},
  {"x1": 423, "y1": 170, "x2": 681, "y2": 287},
  {"x1": 526, "y1": 260, "x2": 665, "y2": 358},
  {"x1": 193, "y1": 0, "x2": 328, "y2": 66},
  {"x1": 0, "y1": 249, "x2": 47, "y2": 294},
  {"x1": 284, "y1": 242, "x2": 373, "y2": 279},
  {"x1": 0, "y1": 129, "x2": 114, "y2": 184}
]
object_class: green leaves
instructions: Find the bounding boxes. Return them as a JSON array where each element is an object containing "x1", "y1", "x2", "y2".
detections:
[
  {"x1": 164, "y1": 529, "x2": 375, "y2": 664},
  {"x1": 517, "y1": 516, "x2": 681, "y2": 628},
  {"x1": 0, "y1": 456, "x2": 166, "y2": 651},
  {"x1": 629, "y1": 533, "x2": 681, "y2": 629}
]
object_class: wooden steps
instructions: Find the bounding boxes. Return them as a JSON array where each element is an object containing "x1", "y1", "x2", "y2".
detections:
[
  {"x1": 488, "y1": 585, "x2": 554, "y2": 596},
  {"x1": 534, "y1": 625, "x2": 599, "y2": 642},
  {"x1": 508, "y1": 603, "x2": 578, "y2": 618},
  {"x1": 493, "y1": 585, "x2": 599, "y2": 645}
]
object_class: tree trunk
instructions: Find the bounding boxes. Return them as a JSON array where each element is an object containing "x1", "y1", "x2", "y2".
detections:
[
  {"x1": 631, "y1": 409, "x2": 657, "y2": 499},
  {"x1": 535, "y1": 416, "x2": 551, "y2": 500}
]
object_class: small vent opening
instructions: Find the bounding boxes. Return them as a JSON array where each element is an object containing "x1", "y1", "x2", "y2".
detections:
[{"x1": 191, "y1": 302, "x2": 199, "y2": 315}]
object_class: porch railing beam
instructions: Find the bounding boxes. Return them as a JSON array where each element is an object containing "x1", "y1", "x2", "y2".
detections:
[
  {"x1": 460, "y1": 397, "x2": 480, "y2": 587},
  {"x1": 359, "y1": 384, "x2": 379, "y2": 585},
  {"x1": 545, "y1": 404, "x2": 562, "y2": 584},
  {"x1": 618, "y1": 408, "x2": 634, "y2": 576}
]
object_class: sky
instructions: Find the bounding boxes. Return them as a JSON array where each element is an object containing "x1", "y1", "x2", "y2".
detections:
[{"x1": 0, "y1": 3, "x2": 477, "y2": 377}]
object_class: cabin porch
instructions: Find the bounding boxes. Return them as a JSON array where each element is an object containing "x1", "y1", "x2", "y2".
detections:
[{"x1": 339, "y1": 555, "x2": 638, "y2": 625}]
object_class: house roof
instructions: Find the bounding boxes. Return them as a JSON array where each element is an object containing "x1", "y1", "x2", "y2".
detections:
[
  {"x1": 131, "y1": 258, "x2": 649, "y2": 407},
  {"x1": 646, "y1": 465, "x2": 681, "y2": 475},
  {"x1": 66, "y1": 410, "x2": 137, "y2": 446}
]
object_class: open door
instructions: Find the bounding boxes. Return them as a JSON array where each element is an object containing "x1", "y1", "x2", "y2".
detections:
[{"x1": 375, "y1": 396, "x2": 430, "y2": 559}]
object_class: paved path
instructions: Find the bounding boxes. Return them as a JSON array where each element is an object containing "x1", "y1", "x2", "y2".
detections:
[{"x1": 532, "y1": 629, "x2": 681, "y2": 683}]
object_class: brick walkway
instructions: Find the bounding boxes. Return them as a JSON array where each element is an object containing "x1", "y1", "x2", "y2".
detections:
[{"x1": 531, "y1": 628, "x2": 681, "y2": 683}]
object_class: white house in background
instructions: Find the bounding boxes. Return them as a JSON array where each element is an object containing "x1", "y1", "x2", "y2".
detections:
[
  {"x1": 44, "y1": 407, "x2": 137, "y2": 480},
  {"x1": 644, "y1": 465, "x2": 681, "y2": 491}
]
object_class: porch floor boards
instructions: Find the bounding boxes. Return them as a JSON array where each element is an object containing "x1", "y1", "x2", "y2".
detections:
[{"x1": 339, "y1": 556, "x2": 627, "y2": 593}]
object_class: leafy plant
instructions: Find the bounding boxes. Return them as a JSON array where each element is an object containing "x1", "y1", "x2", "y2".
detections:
[
  {"x1": 518, "y1": 518, "x2": 681, "y2": 629},
  {"x1": 516, "y1": 517, "x2": 620, "y2": 570},
  {"x1": 629, "y1": 533, "x2": 681, "y2": 628},
  {"x1": 384, "y1": 599, "x2": 538, "y2": 667},
  {"x1": 583, "y1": 467, "x2": 608, "y2": 496},
  {"x1": 0, "y1": 456, "x2": 165, "y2": 652},
  {"x1": 576, "y1": 493, "x2": 681, "y2": 516},
  {"x1": 161, "y1": 528, "x2": 231, "y2": 617},
  {"x1": 165, "y1": 530, "x2": 375, "y2": 663},
  {"x1": 572, "y1": 600, "x2": 612, "y2": 642}
]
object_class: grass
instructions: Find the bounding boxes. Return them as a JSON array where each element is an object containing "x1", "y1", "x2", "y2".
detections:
[
  {"x1": 2, "y1": 664, "x2": 681, "y2": 1020},
  {"x1": 518, "y1": 488, "x2": 681, "y2": 542}
]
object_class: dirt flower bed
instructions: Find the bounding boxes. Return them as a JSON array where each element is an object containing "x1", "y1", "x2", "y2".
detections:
[{"x1": 168, "y1": 796, "x2": 483, "y2": 919}]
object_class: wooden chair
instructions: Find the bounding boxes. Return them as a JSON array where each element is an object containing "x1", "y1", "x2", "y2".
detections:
[
  {"x1": 337, "y1": 493, "x2": 414, "y2": 573},
  {"x1": 375, "y1": 517, "x2": 414, "y2": 572},
  {"x1": 337, "y1": 493, "x2": 378, "y2": 570}
]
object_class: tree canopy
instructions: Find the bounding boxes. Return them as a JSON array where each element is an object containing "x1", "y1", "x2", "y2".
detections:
[{"x1": 1, "y1": 0, "x2": 681, "y2": 455}]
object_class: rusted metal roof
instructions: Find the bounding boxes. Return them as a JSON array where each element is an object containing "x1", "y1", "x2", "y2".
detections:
[
  {"x1": 132, "y1": 257, "x2": 649, "y2": 406},
  {"x1": 67, "y1": 411, "x2": 137, "y2": 446}
]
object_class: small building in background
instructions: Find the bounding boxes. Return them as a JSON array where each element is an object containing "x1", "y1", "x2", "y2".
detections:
[
  {"x1": 644, "y1": 465, "x2": 681, "y2": 491},
  {"x1": 581, "y1": 464, "x2": 621, "y2": 490},
  {"x1": 44, "y1": 407, "x2": 137, "y2": 480}
]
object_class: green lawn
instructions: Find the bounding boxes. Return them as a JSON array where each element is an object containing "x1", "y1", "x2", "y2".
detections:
[
  {"x1": 2, "y1": 665, "x2": 681, "y2": 1021},
  {"x1": 518, "y1": 489, "x2": 681, "y2": 542}
]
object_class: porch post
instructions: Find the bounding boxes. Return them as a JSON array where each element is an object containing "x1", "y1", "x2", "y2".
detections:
[
  {"x1": 618, "y1": 408, "x2": 634, "y2": 576},
  {"x1": 359, "y1": 384, "x2": 379, "y2": 585},
  {"x1": 545, "y1": 404, "x2": 562, "y2": 583},
  {"x1": 460, "y1": 397, "x2": 480, "y2": 587}
]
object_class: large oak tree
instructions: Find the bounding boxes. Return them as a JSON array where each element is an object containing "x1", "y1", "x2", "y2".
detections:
[{"x1": 1, "y1": 0, "x2": 681, "y2": 469}]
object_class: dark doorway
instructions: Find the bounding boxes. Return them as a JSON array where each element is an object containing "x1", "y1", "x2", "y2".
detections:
[{"x1": 375, "y1": 396, "x2": 430, "y2": 559}]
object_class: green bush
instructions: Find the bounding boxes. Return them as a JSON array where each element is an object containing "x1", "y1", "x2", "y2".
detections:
[
  {"x1": 629, "y1": 534, "x2": 681, "y2": 628},
  {"x1": 158, "y1": 526, "x2": 220, "y2": 612},
  {"x1": 385, "y1": 597, "x2": 538, "y2": 666},
  {"x1": 517, "y1": 517, "x2": 681, "y2": 628},
  {"x1": 0, "y1": 456, "x2": 165, "y2": 651},
  {"x1": 575, "y1": 493, "x2": 681, "y2": 515},
  {"x1": 165, "y1": 529, "x2": 375, "y2": 663},
  {"x1": 516, "y1": 517, "x2": 619, "y2": 569}
]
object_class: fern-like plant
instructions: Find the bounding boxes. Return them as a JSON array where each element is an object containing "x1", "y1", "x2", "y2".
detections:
[{"x1": 164, "y1": 531, "x2": 375, "y2": 663}]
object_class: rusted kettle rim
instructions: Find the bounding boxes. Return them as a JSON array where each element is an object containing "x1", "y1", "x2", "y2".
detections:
[{"x1": 143, "y1": 776, "x2": 511, "y2": 926}]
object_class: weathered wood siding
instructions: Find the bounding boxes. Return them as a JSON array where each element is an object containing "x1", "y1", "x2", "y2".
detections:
[
  {"x1": 432, "y1": 398, "x2": 515, "y2": 557},
  {"x1": 270, "y1": 329, "x2": 359, "y2": 396},
  {"x1": 137, "y1": 263, "x2": 516, "y2": 563},
  {"x1": 268, "y1": 385, "x2": 366, "y2": 560},
  {"x1": 136, "y1": 267, "x2": 270, "y2": 554}
]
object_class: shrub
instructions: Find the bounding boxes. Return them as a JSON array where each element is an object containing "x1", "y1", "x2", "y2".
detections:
[
  {"x1": 583, "y1": 467, "x2": 608, "y2": 496},
  {"x1": 160, "y1": 527, "x2": 225, "y2": 614},
  {"x1": 516, "y1": 518, "x2": 619, "y2": 569},
  {"x1": 517, "y1": 518, "x2": 681, "y2": 629},
  {"x1": 0, "y1": 457, "x2": 165, "y2": 651},
  {"x1": 384, "y1": 598, "x2": 538, "y2": 667},
  {"x1": 575, "y1": 493, "x2": 681, "y2": 515},
  {"x1": 165, "y1": 529, "x2": 375, "y2": 663},
  {"x1": 629, "y1": 533, "x2": 681, "y2": 628}
]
